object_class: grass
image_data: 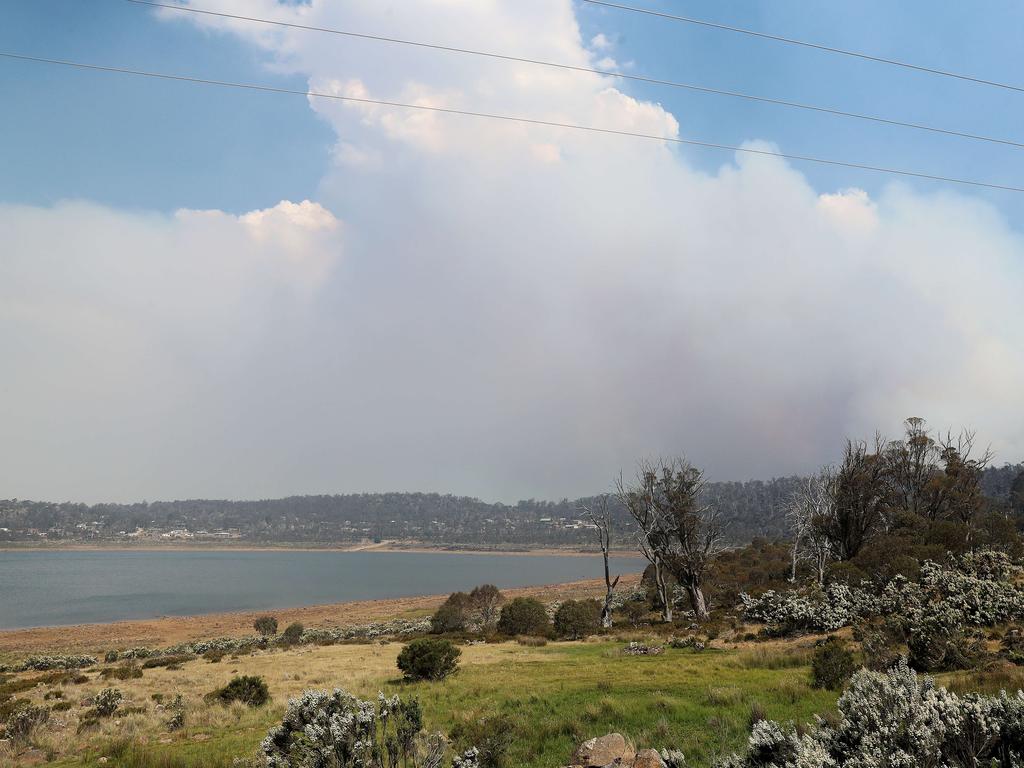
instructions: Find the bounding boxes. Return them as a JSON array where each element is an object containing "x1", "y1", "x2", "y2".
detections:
[{"x1": 3, "y1": 639, "x2": 838, "y2": 768}]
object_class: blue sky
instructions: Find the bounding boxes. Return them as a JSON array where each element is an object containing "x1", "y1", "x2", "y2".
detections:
[
  {"x1": 2, "y1": 0, "x2": 1023, "y2": 503},
  {"x1": 3, "y1": 0, "x2": 1024, "y2": 220}
]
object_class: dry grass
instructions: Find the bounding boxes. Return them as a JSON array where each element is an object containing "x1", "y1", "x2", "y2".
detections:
[{"x1": 0, "y1": 575, "x2": 639, "y2": 659}]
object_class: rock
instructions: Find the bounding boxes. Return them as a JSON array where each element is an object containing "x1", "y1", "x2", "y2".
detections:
[
  {"x1": 633, "y1": 748, "x2": 666, "y2": 768},
  {"x1": 572, "y1": 733, "x2": 634, "y2": 767}
]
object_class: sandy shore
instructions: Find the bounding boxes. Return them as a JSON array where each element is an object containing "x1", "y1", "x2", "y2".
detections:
[{"x1": 0, "y1": 573, "x2": 642, "y2": 659}]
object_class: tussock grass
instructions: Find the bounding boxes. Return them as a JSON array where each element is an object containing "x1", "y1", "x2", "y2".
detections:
[{"x1": 4, "y1": 636, "x2": 1012, "y2": 768}]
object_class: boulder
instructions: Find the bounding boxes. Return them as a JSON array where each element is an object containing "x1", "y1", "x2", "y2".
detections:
[
  {"x1": 572, "y1": 733, "x2": 634, "y2": 766},
  {"x1": 633, "y1": 749, "x2": 666, "y2": 768}
]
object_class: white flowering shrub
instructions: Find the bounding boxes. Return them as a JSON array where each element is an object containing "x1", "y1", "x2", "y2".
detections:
[
  {"x1": 716, "y1": 659, "x2": 1024, "y2": 767},
  {"x1": 739, "y1": 584, "x2": 857, "y2": 635},
  {"x1": 93, "y1": 687, "x2": 123, "y2": 717},
  {"x1": 262, "y1": 689, "x2": 474, "y2": 768},
  {"x1": 18, "y1": 654, "x2": 96, "y2": 671}
]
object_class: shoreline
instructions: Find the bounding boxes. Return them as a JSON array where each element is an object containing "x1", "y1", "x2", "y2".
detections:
[
  {"x1": 0, "y1": 541, "x2": 643, "y2": 558},
  {"x1": 0, "y1": 573, "x2": 641, "y2": 658}
]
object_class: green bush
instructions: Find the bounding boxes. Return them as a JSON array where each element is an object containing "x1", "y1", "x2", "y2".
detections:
[
  {"x1": 101, "y1": 662, "x2": 142, "y2": 680},
  {"x1": 396, "y1": 638, "x2": 461, "y2": 681},
  {"x1": 253, "y1": 615, "x2": 278, "y2": 637},
  {"x1": 209, "y1": 675, "x2": 270, "y2": 707},
  {"x1": 811, "y1": 636, "x2": 857, "y2": 690},
  {"x1": 431, "y1": 592, "x2": 472, "y2": 634},
  {"x1": 282, "y1": 622, "x2": 304, "y2": 645},
  {"x1": 497, "y1": 597, "x2": 550, "y2": 637},
  {"x1": 553, "y1": 599, "x2": 602, "y2": 640}
]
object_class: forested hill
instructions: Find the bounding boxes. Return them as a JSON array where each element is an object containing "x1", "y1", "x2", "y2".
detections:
[{"x1": 2, "y1": 464, "x2": 1021, "y2": 548}]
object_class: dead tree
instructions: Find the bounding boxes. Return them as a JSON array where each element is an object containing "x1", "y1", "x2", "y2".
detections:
[
  {"x1": 785, "y1": 467, "x2": 836, "y2": 586},
  {"x1": 617, "y1": 469, "x2": 673, "y2": 622},
  {"x1": 580, "y1": 494, "x2": 620, "y2": 628}
]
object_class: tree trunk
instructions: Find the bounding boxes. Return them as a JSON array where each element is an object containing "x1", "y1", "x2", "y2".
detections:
[
  {"x1": 815, "y1": 551, "x2": 827, "y2": 587},
  {"x1": 686, "y1": 578, "x2": 709, "y2": 621},
  {"x1": 789, "y1": 536, "x2": 800, "y2": 583},
  {"x1": 654, "y1": 561, "x2": 672, "y2": 623}
]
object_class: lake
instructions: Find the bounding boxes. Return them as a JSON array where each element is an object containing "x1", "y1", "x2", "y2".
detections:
[{"x1": 0, "y1": 549, "x2": 641, "y2": 629}]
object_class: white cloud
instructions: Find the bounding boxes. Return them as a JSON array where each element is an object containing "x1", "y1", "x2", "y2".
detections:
[{"x1": 1, "y1": 0, "x2": 1022, "y2": 503}]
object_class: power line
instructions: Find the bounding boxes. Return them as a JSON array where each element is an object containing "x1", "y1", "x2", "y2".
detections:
[
  {"x1": 2, "y1": 51, "x2": 1022, "y2": 194},
  {"x1": 123, "y1": 0, "x2": 1024, "y2": 150},
  {"x1": 580, "y1": 0, "x2": 1024, "y2": 94}
]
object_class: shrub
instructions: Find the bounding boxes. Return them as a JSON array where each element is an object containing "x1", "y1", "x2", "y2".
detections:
[
  {"x1": 432, "y1": 592, "x2": 472, "y2": 634},
  {"x1": 142, "y1": 654, "x2": 193, "y2": 669},
  {"x1": 165, "y1": 694, "x2": 186, "y2": 731},
  {"x1": 811, "y1": 636, "x2": 857, "y2": 689},
  {"x1": 553, "y1": 599, "x2": 602, "y2": 640},
  {"x1": 907, "y1": 609, "x2": 985, "y2": 672},
  {"x1": 281, "y1": 622, "x2": 304, "y2": 645},
  {"x1": 620, "y1": 599, "x2": 649, "y2": 626},
  {"x1": 469, "y1": 584, "x2": 505, "y2": 628},
  {"x1": 101, "y1": 662, "x2": 143, "y2": 680},
  {"x1": 859, "y1": 620, "x2": 905, "y2": 672},
  {"x1": 397, "y1": 638, "x2": 461, "y2": 681},
  {"x1": 717, "y1": 659, "x2": 1024, "y2": 767},
  {"x1": 253, "y1": 615, "x2": 279, "y2": 637},
  {"x1": 4, "y1": 704, "x2": 49, "y2": 742},
  {"x1": 210, "y1": 675, "x2": 269, "y2": 707},
  {"x1": 93, "y1": 687, "x2": 123, "y2": 717},
  {"x1": 261, "y1": 689, "x2": 428, "y2": 768},
  {"x1": 497, "y1": 597, "x2": 550, "y2": 637},
  {"x1": 451, "y1": 713, "x2": 515, "y2": 768},
  {"x1": 104, "y1": 650, "x2": 119, "y2": 663}
]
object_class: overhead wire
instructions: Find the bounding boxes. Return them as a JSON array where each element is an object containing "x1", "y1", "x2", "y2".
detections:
[
  {"x1": 2, "y1": 51, "x2": 1022, "y2": 193},
  {"x1": 122, "y1": 0, "x2": 1024, "y2": 150}
]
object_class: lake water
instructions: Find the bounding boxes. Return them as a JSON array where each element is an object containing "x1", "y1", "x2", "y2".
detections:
[{"x1": 0, "y1": 549, "x2": 640, "y2": 629}]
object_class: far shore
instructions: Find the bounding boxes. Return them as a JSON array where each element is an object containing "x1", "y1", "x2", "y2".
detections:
[
  {"x1": 0, "y1": 573, "x2": 642, "y2": 659},
  {"x1": 0, "y1": 540, "x2": 643, "y2": 558}
]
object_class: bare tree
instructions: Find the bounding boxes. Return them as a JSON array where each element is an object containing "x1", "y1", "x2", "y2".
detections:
[
  {"x1": 616, "y1": 468, "x2": 673, "y2": 622},
  {"x1": 618, "y1": 457, "x2": 724, "y2": 621},
  {"x1": 580, "y1": 494, "x2": 620, "y2": 628},
  {"x1": 786, "y1": 468, "x2": 836, "y2": 585}
]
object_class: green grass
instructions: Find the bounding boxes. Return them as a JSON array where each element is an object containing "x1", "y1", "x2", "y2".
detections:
[{"x1": 53, "y1": 642, "x2": 836, "y2": 768}]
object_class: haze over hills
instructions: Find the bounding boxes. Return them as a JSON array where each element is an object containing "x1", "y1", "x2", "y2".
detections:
[{"x1": 3, "y1": 463, "x2": 1020, "y2": 548}]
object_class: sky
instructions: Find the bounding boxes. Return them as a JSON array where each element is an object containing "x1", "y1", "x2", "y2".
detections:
[{"x1": 1, "y1": 0, "x2": 1023, "y2": 504}]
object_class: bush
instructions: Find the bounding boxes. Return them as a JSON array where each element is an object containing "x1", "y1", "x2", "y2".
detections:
[
  {"x1": 553, "y1": 599, "x2": 602, "y2": 640},
  {"x1": 165, "y1": 694, "x2": 186, "y2": 731},
  {"x1": 209, "y1": 675, "x2": 269, "y2": 707},
  {"x1": 717, "y1": 659, "x2": 1024, "y2": 767},
  {"x1": 451, "y1": 713, "x2": 516, "y2": 768},
  {"x1": 397, "y1": 638, "x2": 461, "y2": 681},
  {"x1": 4, "y1": 704, "x2": 49, "y2": 741},
  {"x1": 253, "y1": 615, "x2": 279, "y2": 637},
  {"x1": 262, "y1": 690, "x2": 429, "y2": 768},
  {"x1": 104, "y1": 650, "x2": 119, "y2": 663},
  {"x1": 93, "y1": 687, "x2": 123, "y2": 717},
  {"x1": 497, "y1": 597, "x2": 550, "y2": 637},
  {"x1": 469, "y1": 584, "x2": 505, "y2": 628},
  {"x1": 907, "y1": 610, "x2": 984, "y2": 672},
  {"x1": 811, "y1": 636, "x2": 857, "y2": 689},
  {"x1": 281, "y1": 622, "x2": 304, "y2": 645},
  {"x1": 432, "y1": 592, "x2": 472, "y2": 634},
  {"x1": 101, "y1": 662, "x2": 143, "y2": 680}
]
